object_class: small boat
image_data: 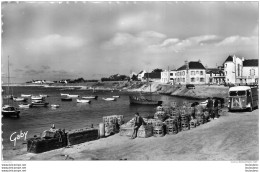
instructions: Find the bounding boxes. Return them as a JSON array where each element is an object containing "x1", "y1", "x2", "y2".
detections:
[
  {"x1": 76, "y1": 99, "x2": 91, "y2": 103},
  {"x1": 13, "y1": 97, "x2": 27, "y2": 102},
  {"x1": 18, "y1": 103, "x2": 32, "y2": 108},
  {"x1": 82, "y1": 95, "x2": 98, "y2": 100},
  {"x1": 31, "y1": 101, "x2": 49, "y2": 107},
  {"x1": 39, "y1": 94, "x2": 49, "y2": 98},
  {"x1": 2, "y1": 105, "x2": 20, "y2": 118},
  {"x1": 51, "y1": 104, "x2": 60, "y2": 108},
  {"x1": 61, "y1": 97, "x2": 72, "y2": 101},
  {"x1": 31, "y1": 99, "x2": 42, "y2": 103},
  {"x1": 21, "y1": 94, "x2": 32, "y2": 98},
  {"x1": 67, "y1": 94, "x2": 79, "y2": 98},
  {"x1": 102, "y1": 98, "x2": 116, "y2": 101},
  {"x1": 112, "y1": 96, "x2": 120, "y2": 98},
  {"x1": 60, "y1": 93, "x2": 69, "y2": 96},
  {"x1": 31, "y1": 96, "x2": 45, "y2": 100},
  {"x1": 129, "y1": 95, "x2": 162, "y2": 105}
]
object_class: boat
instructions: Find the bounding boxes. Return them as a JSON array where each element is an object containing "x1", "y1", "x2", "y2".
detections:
[
  {"x1": 76, "y1": 99, "x2": 91, "y2": 103},
  {"x1": 31, "y1": 96, "x2": 45, "y2": 100},
  {"x1": 2, "y1": 56, "x2": 20, "y2": 118},
  {"x1": 67, "y1": 94, "x2": 79, "y2": 98},
  {"x1": 21, "y1": 94, "x2": 32, "y2": 98},
  {"x1": 82, "y1": 95, "x2": 98, "y2": 100},
  {"x1": 2, "y1": 105, "x2": 20, "y2": 118},
  {"x1": 102, "y1": 98, "x2": 116, "y2": 101},
  {"x1": 112, "y1": 96, "x2": 120, "y2": 98},
  {"x1": 60, "y1": 93, "x2": 69, "y2": 96},
  {"x1": 129, "y1": 95, "x2": 162, "y2": 105},
  {"x1": 61, "y1": 97, "x2": 72, "y2": 101},
  {"x1": 39, "y1": 94, "x2": 49, "y2": 98},
  {"x1": 13, "y1": 97, "x2": 27, "y2": 102},
  {"x1": 18, "y1": 103, "x2": 32, "y2": 108},
  {"x1": 31, "y1": 101, "x2": 49, "y2": 107},
  {"x1": 51, "y1": 104, "x2": 60, "y2": 108}
]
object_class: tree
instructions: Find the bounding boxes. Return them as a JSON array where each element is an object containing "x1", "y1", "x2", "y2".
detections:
[{"x1": 152, "y1": 68, "x2": 163, "y2": 73}]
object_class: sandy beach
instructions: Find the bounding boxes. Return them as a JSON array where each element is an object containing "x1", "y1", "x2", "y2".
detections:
[{"x1": 5, "y1": 108, "x2": 258, "y2": 161}]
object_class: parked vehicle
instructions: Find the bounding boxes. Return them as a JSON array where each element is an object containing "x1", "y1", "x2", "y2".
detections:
[
  {"x1": 228, "y1": 86, "x2": 258, "y2": 112},
  {"x1": 186, "y1": 84, "x2": 195, "y2": 89}
]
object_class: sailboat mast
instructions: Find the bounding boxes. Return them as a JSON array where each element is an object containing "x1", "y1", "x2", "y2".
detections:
[{"x1": 7, "y1": 56, "x2": 10, "y2": 96}]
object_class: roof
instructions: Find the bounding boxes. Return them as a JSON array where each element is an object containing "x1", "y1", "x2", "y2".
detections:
[
  {"x1": 143, "y1": 72, "x2": 161, "y2": 79},
  {"x1": 177, "y1": 61, "x2": 206, "y2": 71},
  {"x1": 224, "y1": 55, "x2": 233, "y2": 63},
  {"x1": 243, "y1": 59, "x2": 258, "y2": 67},
  {"x1": 206, "y1": 68, "x2": 224, "y2": 74},
  {"x1": 229, "y1": 86, "x2": 251, "y2": 91}
]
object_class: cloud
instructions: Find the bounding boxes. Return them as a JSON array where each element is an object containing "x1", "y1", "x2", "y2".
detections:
[
  {"x1": 216, "y1": 35, "x2": 258, "y2": 46},
  {"x1": 14, "y1": 69, "x2": 24, "y2": 72},
  {"x1": 41, "y1": 65, "x2": 50, "y2": 70},
  {"x1": 24, "y1": 69, "x2": 45, "y2": 75},
  {"x1": 25, "y1": 34, "x2": 85, "y2": 53}
]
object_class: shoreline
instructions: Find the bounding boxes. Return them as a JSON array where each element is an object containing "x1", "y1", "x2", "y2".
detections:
[{"x1": 5, "y1": 109, "x2": 258, "y2": 160}]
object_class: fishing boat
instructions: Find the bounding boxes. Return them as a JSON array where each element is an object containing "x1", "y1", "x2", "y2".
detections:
[
  {"x1": 31, "y1": 96, "x2": 45, "y2": 100},
  {"x1": 18, "y1": 103, "x2": 32, "y2": 108},
  {"x1": 112, "y1": 96, "x2": 120, "y2": 98},
  {"x1": 51, "y1": 104, "x2": 60, "y2": 108},
  {"x1": 31, "y1": 101, "x2": 49, "y2": 107},
  {"x1": 82, "y1": 95, "x2": 98, "y2": 100},
  {"x1": 2, "y1": 56, "x2": 20, "y2": 118},
  {"x1": 60, "y1": 93, "x2": 69, "y2": 96},
  {"x1": 2, "y1": 105, "x2": 20, "y2": 118},
  {"x1": 76, "y1": 99, "x2": 91, "y2": 103},
  {"x1": 61, "y1": 97, "x2": 72, "y2": 101},
  {"x1": 67, "y1": 94, "x2": 79, "y2": 98},
  {"x1": 129, "y1": 95, "x2": 162, "y2": 105},
  {"x1": 102, "y1": 98, "x2": 116, "y2": 101},
  {"x1": 39, "y1": 94, "x2": 49, "y2": 98},
  {"x1": 21, "y1": 94, "x2": 32, "y2": 98},
  {"x1": 13, "y1": 97, "x2": 27, "y2": 102}
]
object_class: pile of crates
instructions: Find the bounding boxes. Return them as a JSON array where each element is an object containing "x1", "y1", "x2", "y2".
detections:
[
  {"x1": 103, "y1": 115, "x2": 124, "y2": 136},
  {"x1": 164, "y1": 118, "x2": 178, "y2": 135}
]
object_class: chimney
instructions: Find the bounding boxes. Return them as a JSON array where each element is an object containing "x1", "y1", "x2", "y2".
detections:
[
  {"x1": 242, "y1": 57, "x2": 245, "y2": 61},
  {"x1": 185, "y1": 60, "x2": 189, "y2": 70}
]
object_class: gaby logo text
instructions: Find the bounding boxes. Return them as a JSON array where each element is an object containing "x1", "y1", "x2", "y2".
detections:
[{"x1": 10, "y1": 130, "x2": 28, "y2": 146}]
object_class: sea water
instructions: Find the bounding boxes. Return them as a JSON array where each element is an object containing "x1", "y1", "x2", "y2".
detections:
[{"x1": 2, "y1": 86, "x2": 199, "y2": 155}]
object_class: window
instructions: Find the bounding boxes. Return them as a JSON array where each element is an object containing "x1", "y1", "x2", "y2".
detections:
[
  {"x1": 196, "y1": 71, "x2": 199, "y2": 75},
  {"x1": 182, "y1": 71, "x2": 185, "y2": 76},
  {"x1": 191, "y1": 71, "x2": 195, "y2": 75},
  {"x1": 170, "y1": 78, "x2": 173, "y2": 80},
  {"x1": 229, "y1": 91, "x2": 246, "y2": 96},
  {"x1": 200, "y1": 71, "x2": 203, "y2": 75},
  {"x1": 170, "y1": 73, "x2": 173, "y2": 76},
  {"x1": 250, "y1": 69, "x2": 255, "y2": 76},
  {"x1": 183, "y1": 78, "x2": 185, "y2": 82},
  {"x1": 200, "y1": 78, "x2": 204, "y2": 82},
  {"x1": 197, "y1": 77, "x2": 199, "y2": 81},
  {"x1": 191, "y1": 78, "x2": 195, "y2": 82}
]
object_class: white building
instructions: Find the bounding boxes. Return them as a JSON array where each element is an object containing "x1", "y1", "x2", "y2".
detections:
[
  {"x1": 223, "y1": 55, "x2": 243, "y2": 84},
  {"x1": 137, "y1": 70, "x2": 146, "y2": 81},
  {"x1": 237, "y1": 59, "x2": 258, "y2": 84},
  {"x1": 172, "y1": 61, "x2": 206, "y2": 85},
  {"x1": 161, "y1": 70, "x2": 170, "y2": 83},
  {"x1": 205, "y1": 68, "x2": 225, "y2": 84}
]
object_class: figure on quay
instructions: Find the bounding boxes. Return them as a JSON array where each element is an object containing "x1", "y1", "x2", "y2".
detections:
[{"x1": 131, "y1": 112, "x2": 146, "y2": 139}]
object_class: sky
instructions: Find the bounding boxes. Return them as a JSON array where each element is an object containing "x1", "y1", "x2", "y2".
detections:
[{"x1": 1, "y1": 1, "x2": 259, "y2": 83}]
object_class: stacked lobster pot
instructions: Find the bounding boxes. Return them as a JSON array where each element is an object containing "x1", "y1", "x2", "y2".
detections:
[
  {"x1": 137, "y1": 124, "x2": 153, "y2": 138},
  {"x1": 189, "y1": 117, "x2": 198, "y2": 129},
  {"x1": 153, "y1": 120, "x2": 165, "y2": 137},
  {"x1": 154, "y1": 110, "x2": 167, "y2": 122},
  {"x1": 66, "y1": 128, "x2": 99, "y2": 146},
  {"x1": 164, "y1": 118, "x2": 178, "y2": 135},
  {"x1": 119, "y1": 118, "x2": 135, "y2": 137},
  {"x1": 180, "y1": 108, "x2": 190, "y2": 131},
  {"x1": 194, "y1": 105, "x2": 205, "y2": 125},
  {"x1": 103, "y1": 115, "x2": 121, "y2": 136}
]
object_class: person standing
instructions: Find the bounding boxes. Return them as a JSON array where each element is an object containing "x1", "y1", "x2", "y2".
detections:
[
  {"x1": 213, "y1": 99, "x2": 219, "y2": 119},
  {"x1": 207, "y1": 97, "x2": 214, "y2": 120},
  {"x1": 131, "y1": 112, "x2": 146, "y2": 139}
]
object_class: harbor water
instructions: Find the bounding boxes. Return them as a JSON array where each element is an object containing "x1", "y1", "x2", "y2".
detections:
[{"x1": 2, "y1": 86, "x2": 200, "y2": 152}]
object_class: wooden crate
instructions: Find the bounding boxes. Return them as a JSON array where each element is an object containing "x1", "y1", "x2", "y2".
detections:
[
  {"x1": 137, "y1": 125, "x2": 153, "y2": 138},
  {"x1": 66, "y1": 128, "x2": 99, "y2": 146},
  {"x1": 119, "y1": 126, "x2": 134, "y2": 137}
]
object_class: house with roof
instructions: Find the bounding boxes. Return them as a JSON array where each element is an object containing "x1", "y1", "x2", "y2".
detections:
[
  {"x1": 137, "y1": 70, "x2": 146, "y2": 81},
  {"x1": 237, "y1": 59, "x2": 258, "y2": 84},
  {"x1": 171, "y1": 60, "x2": 206, "y2": 85},
  {"x1": 143, "y1": 72, "x2": 161, "y2": 82},
  {"x1": 205, "y1": 68, "x2": 225, "y2": 84},
  {"x1": 223, "y1": 55, "x2": 258, "y2": 84}
]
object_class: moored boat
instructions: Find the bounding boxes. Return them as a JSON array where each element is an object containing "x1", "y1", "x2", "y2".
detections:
[
  {"x1": 67, "y1": 94, "x2": 79, "y2": 98},
  {"x1": 76, "y1": 99, "x2": 91, "y2": 103},
  {"x1": 13, "y1": 97, "x2": 27, "y2": 102},
  {"x1": 60, "y1": 93, "x2": 69, "y2": 96},
  {"x1": 51, "y1": 104, "x2": 60, "y2": 108},
  {"x1": 82, "y1": 95, "x2": 98, "y2": 100},
  {"x1": 31, "y1": 96, "x2": 45, "y2": 100},
  {"x1": 39, "y1": 94, "x2": 49, "y2": 98},
  {"x1": 31, "y1": 101, "x2": 49, "y2": 107},
  {"x1": 21, "y1": 94, "x2": 32, "y2": 98},
  {"x1": 112, "y1": 96, "x2": 120, "y2": 98},
  {"x1": 61, "y1": 97, "x2": 72, "y2": 101},
  {"x1": 18, "y1": 103, "x2": 32, "y2": 108},
  {"x1": 129, "y1": 95, "x2": 162, "y2": 105},
  {"x1": 2, "y1": 105, "x2": 20, "y2": 118},
  {"x1": 102, "y1": 97, "x2": 116, "y2": 101}
]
